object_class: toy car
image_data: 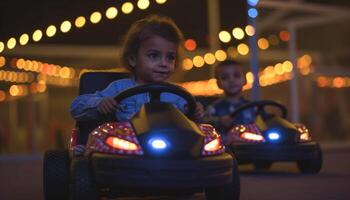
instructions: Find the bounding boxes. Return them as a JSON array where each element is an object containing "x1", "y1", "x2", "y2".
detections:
[
  {"x1": 226, "y1": 100, "x2": 322, "y2": 174},
  {"x1": 43, "y1": 72, "x2": 240, "y2": 200}
]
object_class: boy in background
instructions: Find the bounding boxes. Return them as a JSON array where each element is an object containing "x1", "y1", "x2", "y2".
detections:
[{"x1": 205, "y1": 60, "x2": 254, "y2": 144}]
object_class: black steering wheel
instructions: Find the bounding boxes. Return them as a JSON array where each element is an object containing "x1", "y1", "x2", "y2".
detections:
[
  {"x1": 114, "y1": 82, "x2": 197, "y2": 118},
  {"x1": 230, "y1": 100, "x2": 288, "y2": 119}
]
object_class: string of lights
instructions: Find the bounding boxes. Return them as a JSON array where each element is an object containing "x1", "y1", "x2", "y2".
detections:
[{"x1": 0, "y1": 0, "x2": 168, "y2": 54}]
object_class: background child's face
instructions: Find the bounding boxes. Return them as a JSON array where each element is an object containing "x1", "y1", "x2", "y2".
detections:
[
  {"x1": 128, "y1": 35, "x2": 177, "y2": 84},
  {"x1": 216, "y1": 65, "x2": 246, "y2": 97}
]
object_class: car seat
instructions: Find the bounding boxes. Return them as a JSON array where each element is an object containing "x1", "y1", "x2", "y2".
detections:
[{"x1": 76, "y1": 72, "x2": 130, "y2": 145}]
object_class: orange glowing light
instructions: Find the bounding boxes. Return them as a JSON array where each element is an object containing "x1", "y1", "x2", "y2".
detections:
[
  {"x1": 333, "y1": 77, "x2": 345, "y2": 88},
  {"x1": 106, "y1": 137, "x2": 138, "y2": 151},
  {"x1": 184, "y1": 39, "x2": 197, "y2": 51},
  {"x1": 204, "y1": 138, "x2": 222, "y2": 152},
  {"x1": 241, "y1": 132, "x2": 264, "y2": 141},
  {"x1": 317, "y1": 76, "x2": 328, "y2": 87},
  {"x1": 279, "y1": 30, "x2": 290, "y2": 42}
]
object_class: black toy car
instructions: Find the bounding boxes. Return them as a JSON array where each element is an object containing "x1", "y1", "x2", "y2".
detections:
[
  {"x1": 226, "y1": 100, "x2": 322, "y2": 174},
  {"x1": 43, "y1": 72, "x2": 240, "y2": 200}
]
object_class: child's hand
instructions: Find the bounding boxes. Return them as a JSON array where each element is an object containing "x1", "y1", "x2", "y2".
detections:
[
  {"x1": 97, "y1": 97, "x2": 118, "y2": 114},
  {"x1": 193, "y1": 102, "x2": 205, "y2": 122},
  {"x1": 219, "y1": 115, "x2": 233, "y2": 128}
]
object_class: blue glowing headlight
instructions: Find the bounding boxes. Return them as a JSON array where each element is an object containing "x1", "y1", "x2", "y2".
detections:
[
  {"x1": 268, "y1": 132, "x2": 280, "y2": 140},
  {"x1": 149, "y1": 138, "x2": 168, "y2": 150}
]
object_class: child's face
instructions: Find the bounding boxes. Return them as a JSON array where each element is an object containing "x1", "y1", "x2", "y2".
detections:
[
  {"x1": 216, "y1": 65, "x2": 246, "y2": 97},
  {"x1": 128, "y1": 35, "x2": 177, "y2": 84}
]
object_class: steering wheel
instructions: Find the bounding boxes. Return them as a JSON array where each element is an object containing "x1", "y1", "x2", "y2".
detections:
[
  {"x1": 114, "y1": 82, "x2": 197, "y2": 119},
  {"x1": 230, "y1": 100, "x2": 288, "y2": 120}
]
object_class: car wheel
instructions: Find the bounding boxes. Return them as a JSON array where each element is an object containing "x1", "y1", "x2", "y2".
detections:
[
  {"x1": 297, "y1": 145, "x2": 323, "y2": 174},
  {"x1": 254, "y1": 161, "x2": 273, "y2": 170},
  {"x1": 70, "y1": 157, "x2": 98, "y2": 200},
  {"x1": 43, "y1": 150, "x2": 70, "y2": 200},
  {"x1": 205, "y1": 155, "x2": 240, "y2": 200}
]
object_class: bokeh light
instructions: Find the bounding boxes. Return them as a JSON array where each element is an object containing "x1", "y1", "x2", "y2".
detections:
[
  {"x1": 184, "y1": 39, "x2": 197, "y2": 51},
  {"x1": 75, "y1": 16, "x2": 86, "y2": 28},
  {"x1": 219, "y1": 31, "x2": 231, "y2": 43},
  {"x1": 19, "y1": 34, "x2": 29, "y2": 45},
  {"x1": 122, "y1": 2, "x2": 134, "y2": 14},
  {"x1": 106, "y1": 7, "x2": 118, "y2": 19}
]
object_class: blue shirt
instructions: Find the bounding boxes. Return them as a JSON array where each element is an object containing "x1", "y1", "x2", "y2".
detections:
[
  {"x1": 70, "y1": 78, "x2": 187, "y2": 121},
  {"x1": 205, "y1": 97, "x2": 255, "y2": 136}
]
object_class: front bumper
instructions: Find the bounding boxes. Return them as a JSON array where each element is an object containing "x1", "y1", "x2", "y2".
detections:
[
  {"x1": 230, "y1": 141, "x2": 321, "y2": 162},
  {"x1": 91, "y1": 152, "x2": 233, "y2": 188}
]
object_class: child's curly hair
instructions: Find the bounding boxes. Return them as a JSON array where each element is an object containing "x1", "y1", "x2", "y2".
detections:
[{"x1": 120, "y1": 15, "x2": 184, "y2": 72}]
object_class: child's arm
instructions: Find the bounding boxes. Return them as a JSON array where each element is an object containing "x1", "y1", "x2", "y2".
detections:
[
  {"x1": 70, "y1": 94, "x2": 106, "y2": 121},
  {"x1": 70, "y1": 80, "x2": 124, "y2": 121},
  {"x1": 204, "y1": 106, "x2": 233, "y2": 129}
]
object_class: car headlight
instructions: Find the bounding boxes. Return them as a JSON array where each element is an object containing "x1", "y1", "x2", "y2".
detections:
[
  {"x1": 204, "y1": 138, "x2": 221, "y2": 152},
  {"x1": 148, "y1": 137, "x2": 169, "y2": 150},
  {"x1": 105, "y1": 136, "x2": 139, "y2": 151},
  {"x1": 240, "y1": 132, "x2": 264, "y2": 141},
  {"x1": 295, "y1": 124, "x2": 311, "y2": 141}
]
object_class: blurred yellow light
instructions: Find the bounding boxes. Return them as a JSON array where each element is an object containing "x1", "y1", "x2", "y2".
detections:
[
  {"x1": 32, "y1": 30, "x2": 43, "y2": 42},
  {"x1": 60, "y1": 21, "x2": 72, "y2": 33},
  {"x1": 24, "y1": 60, "x2": 32, "y2": 71},
  {"x1": 245, "y1": 25, "x2": 255, "y2": 36},
  {"x1": 264, "y1": 66, "x2": 275, "y2": 78},
  {"x1": 259, "y1": 76, "x2": 267, "y2": 87},
  {"x1": 46, "y1": 25, "x2": 57, "y2": 37},
  {"x1": 16, "y1": 58, "x2": 25, "y2": 69},
  {"x1": 218, "y1": 31, "x2": 231, "y2": 43},
  {"x1": 232, "y1": 27, "x2": 245, "y2": 40},
  {"x1": 0, "y1": 42, "x2": 4, "y2": 53},
  {"x1": 246, "y1": 72, "x2": 254, "y2": 84},
  {"x1": 37, "y1": 82, "x2": 47, "y2": 93},
  {"x1": 182, "y1": 58, "x2": 193, "y2": 70},
  {"x1": 274, "y1": 63, "x2": 284, "y2": 75},
  {"x1": 106, "y1": 7, "x2": 118, "y2": 19},
  {"x1": 137, "y1": 0, "x2": 150, "y2": 10},
  {"x1": 0, "y1": 90, "x2": 5, "y2": 101},
  {"x1": 215, "y1": 50, "x2": 227, "y2": 61},
  {"x1": 0, "y1": 56, "x2": 5, "y2": 68},
  {"x1": 155, "y1": 0, "x2": 167, "y2": 4},
  {"x1": 59, "y1": 67, "x2": 71, "y2": 78},
  {"x1": 193, "y1": 56, "x2": 205, "y2": 68},
  {"x1": 75, "y1": 16, "x2": 86, "y2": 28},
  {"x1": 90, "y1": 12, "x2": 102, "y2": 24},
  {"x1": 9, "y1": 85, "x2": 20, "y2": 96},
  {"x1": 302, "y1": 54, "x2": 312, "y2": 65},
  {"x1": 7, "y1": 38, "x2": 17, "y2": 49},
  {"x1": 122, "y1": 2, "x2": 134, "y2": 14},
  {"x1": 237, "y1": 43, "x2": 249, "y2": 55},
  {"x1": 204, "y1": 53, "x2": 216, "y2": 65},
  {"x1": 300, "y1": 67, "x2": 311, "y2": 75},
  {"x1": 283, "y1": 60, "x2": 293, "y2": 72},
  {"x1": 258, "y1": 38, "x2": 269, "y2": 50},
  {"x1": 19, "y1": 34, "x2": 29, "y2": 45}
]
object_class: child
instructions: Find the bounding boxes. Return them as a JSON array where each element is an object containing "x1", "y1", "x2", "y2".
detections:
[
  {"x1": 205, "y1": 60, "x2": 254, "y2": 144},
  {"x1": 70, "y1": 15, "x2": 204, "y2": 155}
]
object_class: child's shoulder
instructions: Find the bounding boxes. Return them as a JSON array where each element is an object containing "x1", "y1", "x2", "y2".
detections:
[{"x1": 109, "y1": 78, "x2": 136, "y2": 89}]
